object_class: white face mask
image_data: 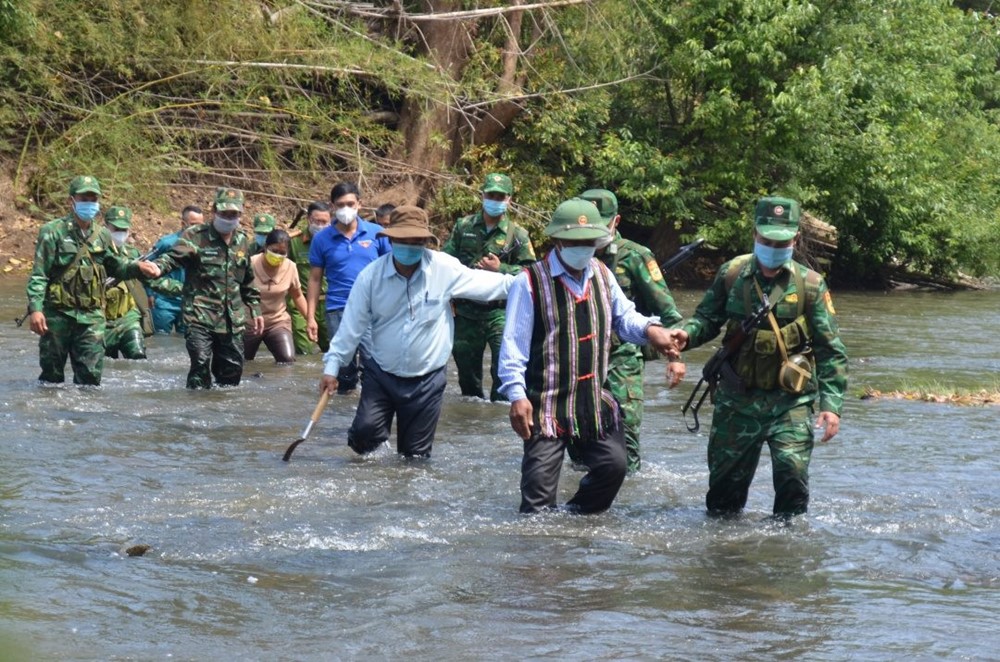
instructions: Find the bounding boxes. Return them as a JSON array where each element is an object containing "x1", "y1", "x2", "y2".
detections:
[
  {"x1": 110, "y1": 230, "x2": 128, "y2": 247},
  {"x1": 308, "y1": 222, "x2": 328, "y2": 237},
  {"x1": 334, "y1": 207, "x2": 358, "y2": 225}
]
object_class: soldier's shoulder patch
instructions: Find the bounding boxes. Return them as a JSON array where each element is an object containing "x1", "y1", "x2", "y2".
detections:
[
  {"x1": 235, "y1": 251, "x2": 245, "y2": 260},
  {"x1": 823, "y1": 290, "x2": 836, "y2": 314},
  {"x1": 646, "y1": 258, "x2": 664, "y2": 282}
]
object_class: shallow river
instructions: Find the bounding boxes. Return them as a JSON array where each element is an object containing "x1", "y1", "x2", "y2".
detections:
[{"x1": 0, "y1": 279, "x2": 997, "y2": 660}]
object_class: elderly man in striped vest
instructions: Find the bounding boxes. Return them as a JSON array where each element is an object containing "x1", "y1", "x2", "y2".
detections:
[{"x1": 498, "y1": 198, "x2": 681, "y2": 514}]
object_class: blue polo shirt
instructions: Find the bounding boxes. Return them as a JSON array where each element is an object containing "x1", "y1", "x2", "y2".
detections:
[{"x1": 308, "y1": 218, "x2": 391, "y2": 311}]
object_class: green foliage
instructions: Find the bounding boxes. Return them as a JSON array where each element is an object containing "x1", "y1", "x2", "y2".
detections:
[{"x1": 1, "y1": 0, "x2": 998, "y2": 283}]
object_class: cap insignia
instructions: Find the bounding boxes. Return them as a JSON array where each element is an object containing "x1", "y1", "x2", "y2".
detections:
[{"x1": 577, "y1": 215, "x2": 588, "y2": 225}]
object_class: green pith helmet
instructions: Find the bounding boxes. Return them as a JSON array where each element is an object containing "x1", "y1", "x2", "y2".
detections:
[
  {"x1": 69, "y1": 175, "x2": 102, "y2": 196},
  {"x1": 579, "y1": 189, "x2": 618, "y2": 223},
  {"x1": 104, "y1": 205, "x2": 133, "y2": 229},
  {"x1": 253, "y1": 213, "x2": 276, "y2": 233},
  {"x1": 214, "y1": 187, "x2": 245, "y2": 212},
  {"x1": 481, "y1": 173, "x2": 513, "y2": 196},
  {"x1": 543, "y1": 198, "x2": 611, "y2": 241},
  {"x1": 755, "y1": 197, "x2": 801, "y2": 241}
]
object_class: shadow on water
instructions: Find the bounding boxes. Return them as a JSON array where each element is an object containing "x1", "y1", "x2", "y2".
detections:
[{"x1": 1, "y1": 281, "x2": 998, "y2": 659}]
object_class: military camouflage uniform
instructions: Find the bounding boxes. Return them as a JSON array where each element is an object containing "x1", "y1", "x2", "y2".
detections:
[
  {"x1": 25, "y1": 214, "x2": 144, "y2": 384},
  {"x1": 681, "y1": 255, "x2": 848, "y2": 517},
  {"x1": 590, "y1": 235, "x2": 683, "y2": 473},
  {"x1": 104, "y1": 243, "x2": 148, "y2": 359},
  {"x1": 287, "y1": 228, "x2": 329, "y2": 354},
  {"x1": 443, "y1": 211, "x2": 535, "y2": 401},
  {"x1": 152, "y1": 220, "x2": 261, "y2": 389}
]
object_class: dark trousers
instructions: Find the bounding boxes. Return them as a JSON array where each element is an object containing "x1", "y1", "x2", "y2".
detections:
[
  {"x1": 520, "y1": 425, "x2": 628, "y2": 514},
  {"x1": 38, "y1": 309, "x2": 105, "y2": 385},
  {"x1": 347, "y1": 359, "x2": 446, "y2": 458},
  {"x1": 185, "y1": 324, "x2": 244, "y2": 389},
  {"x1": 244, "y1": 325, "x2": 296, "y2": 363},
  {"x1": 326, "y1": 309, "x2": 364, "y2": 393}
]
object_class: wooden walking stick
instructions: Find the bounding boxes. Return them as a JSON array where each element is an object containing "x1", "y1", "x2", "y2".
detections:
[{"x1": 282, "y1": 390, "x2": 330, "y2": 462}]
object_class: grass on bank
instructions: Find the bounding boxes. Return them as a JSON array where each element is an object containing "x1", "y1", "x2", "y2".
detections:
[{"x1": 860, "y1": 382, "x2": 1000, "y2": 406}]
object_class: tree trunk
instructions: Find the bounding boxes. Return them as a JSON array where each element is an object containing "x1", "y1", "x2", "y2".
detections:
[{"x1": 392, "y1": 1, "x2": 474, "y2": 204}]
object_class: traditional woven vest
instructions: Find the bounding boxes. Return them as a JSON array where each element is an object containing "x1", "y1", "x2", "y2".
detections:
[{"x1": 525, "y1": 258, "x2": 620, "y2": 441}]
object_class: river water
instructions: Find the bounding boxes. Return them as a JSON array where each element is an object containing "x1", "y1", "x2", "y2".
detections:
[{"x1": 0, "y1": 279, "x2": 997, "y2": 660}]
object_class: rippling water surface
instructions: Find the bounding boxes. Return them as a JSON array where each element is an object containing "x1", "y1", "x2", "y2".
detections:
[{"x1": 1, "y1": 281, "x2": 997, "y2": 660}]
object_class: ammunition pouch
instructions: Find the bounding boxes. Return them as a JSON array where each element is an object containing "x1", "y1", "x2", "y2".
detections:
[
  {"x1": 47, "y1": 248, "x2": 106, "y2": 312},
  {"x1": 733, "y1": 315, "x2": 813, "y2": 392}
]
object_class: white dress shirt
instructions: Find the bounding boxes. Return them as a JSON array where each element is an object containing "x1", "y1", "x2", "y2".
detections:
[
  {"x1": 323, "y1": 249, "x2": 515, "y2": 378},
  {"x1": 498, "y1": 250, "x2": 659, "y2": 403}
]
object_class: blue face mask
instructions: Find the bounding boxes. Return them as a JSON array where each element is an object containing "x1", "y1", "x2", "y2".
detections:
[
  {"x1": 256, "y1": 234, "x2": 267, "y2": 248},
  {"x1": 754, "y1": 241, "x2": 794, "y2": 269},
  {"x1": 74, "y1": 201, "x2": 100, "y2": 221},
  {"x1": 482, "y1": 199, "x2": 508, "y2": 218},
  {"x1": 558, "y1": 245, "x2": 596, "y2": 271},
  {"x1": 213, "y1": 215, "x2": 240, "y2": 234},
  {"x1": 392, "y1": 243, "x2": 424, "y2": 266}
]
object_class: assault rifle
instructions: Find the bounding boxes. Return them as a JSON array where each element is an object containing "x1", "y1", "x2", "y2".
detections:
[
  {"x1": 660, "y1": 237, "x2": 705, "y2": 273},
  {"x1": 495, "y1": 236, "x2": 522, "y2": 262},
  {"x1": 680, "y1": 292, "x2": 774, "y2": 433}
]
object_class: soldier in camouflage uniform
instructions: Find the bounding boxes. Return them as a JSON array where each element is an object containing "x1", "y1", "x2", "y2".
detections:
[
  {"x1": 287, "y1": 201, "x2": 330, "y2": 355},
  {"x1": 573, "y1": 189, "x2": 686, "y2": 474},
  {"x1": 668, "y1": 197, "x2": 848, "y2": 518},
  {"x1": 152, "y1": 187, "x2": 263, "y2": 389},
  {"x1": 103, "y1": 205, "x2": 152, "y2": 359},
  {"x1": 252, "y1": 212, "x2": 277, "y2": 256},
  {"x1": 443, "y1": 173, "x2": 535, "y2": 401},
  {"x1": 25, "y1": 176, "x2": 160, "y2": 385}
]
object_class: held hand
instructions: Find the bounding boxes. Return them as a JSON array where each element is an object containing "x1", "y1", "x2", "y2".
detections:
[
  {"x1": 476, "y1": 254, "x2": 501, "y2": 272},
  {"x1": 320, "y1": 374, "x2": 339, "y2": 395},
  {"x1": 666, "y1": 361, "x2": 686, "y2": 389},
  {"x1": 815, "y1": 411, "x2": 840, "y2": 443},
  {"x1": 664, "y1": 328, "x2": 689, "y2": 355},
  {"x1": 28, "y1": 311, "x2": 47, "y2": 336},
  {"x1": 306, "y1": 319, "x2": 318, "y2": 342},
  {"x1": 646, "y1": 325, "x2": 681, "y2": 360},
  {"x1": 137, "y1": 261, "x2": 161, "y2": 279},
  {"x1": 508, "y1": 398, "x2": 534, "y2": 441},
  {"x1": 252, "y1": 316, "x2": 265, "y2": 336}
]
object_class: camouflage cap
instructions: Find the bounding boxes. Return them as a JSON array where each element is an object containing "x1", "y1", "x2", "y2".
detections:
[
  {"x1": 69, "y1": 175, "x2": 102, "y2": 196},
  {"x1": 214, "y1": 187, "x2": 244, "y2": 212},
  {"x1": 579, "y1": 188, "x2": 619, "y2": 223},
  {"x1": 755, "y1": 196, "x2": 800, "y2": 241},
  {"x1": 481, "y1": 173, "x2": 513, "y2": 196},
  {"x1": 543, "y1": 198, "x2": 611, "y2": 241},
  {"x1": 253, "y1": 213, "x2": 276, "y2": 233},
  {"x1": 104, "y1": 205, "x2": 133, "y2": 229}
]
